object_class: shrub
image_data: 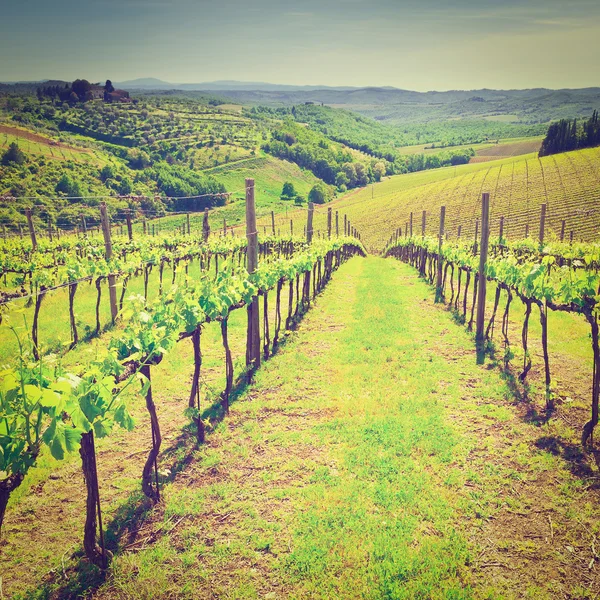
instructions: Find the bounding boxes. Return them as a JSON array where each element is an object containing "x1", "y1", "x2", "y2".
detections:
[{"x1": 1, "y1": 143, "x2": 26, "y2": 166}]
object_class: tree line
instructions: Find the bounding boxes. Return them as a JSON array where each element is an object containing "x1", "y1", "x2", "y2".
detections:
[{"x1": 539, "y1": 111, "x2": 600, "y2": 157}]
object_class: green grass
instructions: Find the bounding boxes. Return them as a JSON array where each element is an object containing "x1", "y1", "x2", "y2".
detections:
[
  {"x1": 6, "y1": 257, "x2": 598, "y2": 598},
  {"x1": 132, "y1": 153, "x2": 324, "y2": 236}
]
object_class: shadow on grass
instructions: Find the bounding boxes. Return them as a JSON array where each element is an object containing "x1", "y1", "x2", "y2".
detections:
[
  {"x1": 534, "y1": 436, "x2": 600, "y2": 489},
  {"x1": 18, "y1": 279, "x2": 328, "y2": 599}
]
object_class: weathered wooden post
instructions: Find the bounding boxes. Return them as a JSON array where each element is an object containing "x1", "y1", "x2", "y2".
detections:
[
  {"x1": 271, "y1": 210, "x2": 275, "y2": 236},
  {"x1": 25, "y1": 208, "x2": 37, "y2": 250},
  {"x1": 344, "y1": 214, "x2": 347, "y2": 236},
  {"x1": 47, "y1": 218, "x2": 53, "y2": 242},
  {"x1": 457, "y1": 225, "x2": 462, "y2": 239},
  {"x1": 327, "y1": 207, "x2": 332, "y2": 239},
  {"x1": 143, "y1": 218, "x2": 147, "y2": 235},
  {"x1": 436, "y1": 206, "x2": 446, "y2": 302},
  {"x1": 125, "y1": 210, "x2": 133, "y2": 241},
  {"x1": 475, "y1": 193, "x2": 490, "y2": 351},
  {"x1": 245, "y1": 178, "x2": 260, "y2": 370},
  {"x1": 421, "y1": 211, "x2": 426, "y2": 237},
  {"x1": 539, "y1": 203, "x2": 547, "y2": 246},
  {"x1": 525, "y1": 223, "x2": 529, "y2": 238},
  {"x1": 409, "y1": 212, "x2": 413, "y2": 237},
  {"x1": 290, "y1": 219, "x2": 293, "y2": 236},
  {"x1": 202, "y1": 208, "x2": 210, "y2": 242},
  {"x1": 81, "y1": 214, "x2": 87, "y2": 236},
  {"x1": 560, "y1": 220, "x2": 565, "y2": 242},
  {"x1": 499, "y1": 216, "x2": 504, "y2": 242},
  {"x1": 99, "y1": 203, "x2": 118, "y2": 323},
  {"x1": 186, "y1": 213, "x2": 191, "y2": 235},
  {"x1": 335, "y1": 211, "x2": 339, "y2": 236},
  {"x1": 307, "y1": 202, "x2": 314, "y2": 244}
]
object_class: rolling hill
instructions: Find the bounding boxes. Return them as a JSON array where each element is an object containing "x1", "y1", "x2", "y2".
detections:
[{"x1": 262, "y1": 146, "x2": 600, "y2": 251}]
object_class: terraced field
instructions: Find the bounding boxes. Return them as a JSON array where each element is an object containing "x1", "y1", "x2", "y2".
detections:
[
  {"x1": 470, "y1": 137, "x2": 543, "y2": 162},
  {"x1": 0, "y1": 124, "x2": 97, "y2": 163},
  {"x1": 264, "y1": 146, "x2": 600, "y2": 251}
]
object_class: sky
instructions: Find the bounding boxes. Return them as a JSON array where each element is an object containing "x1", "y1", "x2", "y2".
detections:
[{"x1": 1, "y1": 0, "x2": 599, "y2": 91}]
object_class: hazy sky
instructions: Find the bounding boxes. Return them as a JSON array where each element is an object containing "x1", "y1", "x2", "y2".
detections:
[{"x1": 1, "y1": 0, "x2": 599, "y2": 90}]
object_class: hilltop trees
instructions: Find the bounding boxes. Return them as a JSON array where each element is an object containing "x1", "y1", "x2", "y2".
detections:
[
  {"x1": 71, "y1": 79, "x2": 92, "y2": 102},
  {"x1": 539, "y1": 111, "x2": 600, "y2": 157}
]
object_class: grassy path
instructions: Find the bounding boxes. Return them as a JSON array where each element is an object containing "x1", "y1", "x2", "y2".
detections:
[{"x1": 83, "y1": 256, "x2": 597, "y2": 599}]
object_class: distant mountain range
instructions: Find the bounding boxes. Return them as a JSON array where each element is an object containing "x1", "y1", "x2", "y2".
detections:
[
  {"x1": 114, "y1": 78, "x2": 387, "y2": 92},
  {"x1": 1, "y1": 78, "x2": 599, "y2": 124}
]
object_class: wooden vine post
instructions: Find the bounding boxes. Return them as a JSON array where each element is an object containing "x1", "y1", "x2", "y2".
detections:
[
  {"x1": 344, "y1": 214, "x2": 347, "y2": 236},
  {"x1": 435, "y1": 206, "x2": 445, "y2": 302},
  {"x1": 79, "y1": 429, "x2": 109, "y2": 568},
  {"x1": 335, "y1": 211, "x2": 339, "y2": 236},
  {"x1": 560, "y1": 220, "x2": 566, "y2": 242},
  {"x1": 202, "y1": 208, "x2": 210, "y2": 242},
  {"x1": 499, "y1": 216, "x2": 504, "y2": 242},
  {"x1": 327, "y1": 207, "x2": 332, "y2": 239},
  {"x1": 307, "y1": 202, "x2": 314, "y2": 243},
  {"x1": 303, "y1": 202, "x2": 315, "y2": 306},
  {"x1": 25, "y1": 208, "x2": 37, "y2": 250},
  {"x1": 126, "y1": 210, "x2": 133, "y2": 241},
  {"x1": 81, "y1": 214, "x2": 87, "y2": 237},
  {"x1": 99, "y1": 203, "x2": 118, "y2": 323},
  {"x1": 271, "y1": 210, "x2": 275, "y2": 236},
  {"x1": 475, "y1": 193, "x2": 490, "y2": 351},
  {"x1": 409, "y1": 212, "x2": 413, "y2": 237},
  {"x1": 245, "y1": 178, "x2": 261, "y2": 370}
]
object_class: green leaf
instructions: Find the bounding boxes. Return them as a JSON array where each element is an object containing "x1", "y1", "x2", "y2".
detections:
[
  {"x1": 80, "y1": 394, "x2": 104, "y2": 422},
  {"x1": 93, "y1": 419, "x2": 111, "y2": 439},
  {"x1": 48, "y1": 437, "x2": 65, "y2": 461},
  {"x1": 64, "y1": 427, "x2": 82, "y2": 453},
  {"x1": 114, "y1": 404, "x2": 135, "y2": 431},
  {"x1": 39, "y1": 388, "x2": 61, "y2": 408},
  {"x1": 67, "y1": 401, "x2": 92, "y2": 432}
]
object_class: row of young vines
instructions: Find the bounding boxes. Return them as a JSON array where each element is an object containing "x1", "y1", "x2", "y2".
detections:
[
  {"x1": 385, "y1": 236, "x2": 600, "y2": 447},
  {"x1": 0, "y1": 236, "x2": 365, "y2": 569},
  {"x1": 0, "y1": 234, "x2": 311, "y2": 360}
]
